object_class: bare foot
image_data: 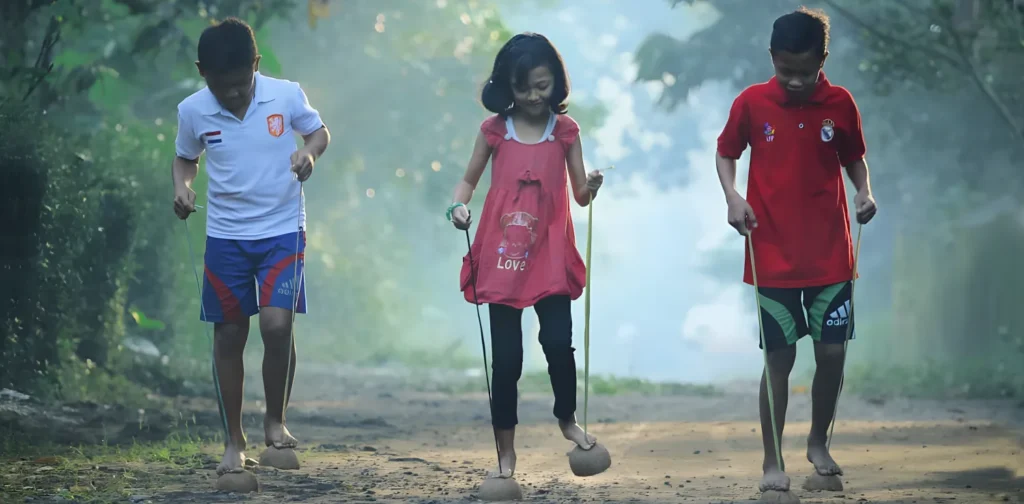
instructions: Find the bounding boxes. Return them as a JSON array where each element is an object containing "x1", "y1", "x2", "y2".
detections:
[
  {"x1": 488, "y1": 450, "x2": 517, "y2": 479},
  {"x1": 559, "y1": 419, "x2": 597, "y2": 450},
  {"x1": 806, "y1": 440, "x2": 843, "y2": 476},
  {"x1": 264, "y1": 418, "x2": 299, "y2": 449},
  {"x1": 216, "y1": 444, "x2": 246, "y2": 476},
  {"x1": 760, "y1": 467, "x2": 791, "y2": 492}
]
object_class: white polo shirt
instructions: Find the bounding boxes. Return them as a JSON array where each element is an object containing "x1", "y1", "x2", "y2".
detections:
[{"x1": 174, "y1": 72, "x2": 324, "y2": 240}]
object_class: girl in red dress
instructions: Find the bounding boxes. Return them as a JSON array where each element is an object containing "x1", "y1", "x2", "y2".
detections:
[{"x1": 447, "y1": 32, "x2": 604, "y2": 478}]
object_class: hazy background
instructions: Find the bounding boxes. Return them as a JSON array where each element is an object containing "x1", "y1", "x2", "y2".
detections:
[{"x1": 3, "y1": 0, "x2": 1022, "y2": 404}]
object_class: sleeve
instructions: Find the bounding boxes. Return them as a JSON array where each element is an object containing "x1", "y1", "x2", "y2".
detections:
[
  {"x1": 837, "y1": 91, "x2": 867, "y2": 167},
  {"x1": 480, "y1": 115, "x2": 506, "y2": 148},
  {"x1": 290, "y1": 82, "x2": 325, "y2": 136},
  {"x1": 174, "y1": 106, "x2": 204, "y2": 160},
  {"x1": 716, "y1": 93, "x2": 750, "y2": 159},
  {"x1": 555, "y1": 114, "x2": 580, "y2": 148}
]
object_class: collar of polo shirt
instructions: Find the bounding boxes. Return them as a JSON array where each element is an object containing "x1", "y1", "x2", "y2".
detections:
[{"x1": 764, "y1": 70, "x2": 832, "y2": 106}]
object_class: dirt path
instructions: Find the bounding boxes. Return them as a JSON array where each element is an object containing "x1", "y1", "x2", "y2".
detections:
[
  {"x1": 7, "y1": 363, "x2": 1018, "y2": 503},
  {"x1": 138, "y1": 363, "x2": 1023, "y2": 503}
]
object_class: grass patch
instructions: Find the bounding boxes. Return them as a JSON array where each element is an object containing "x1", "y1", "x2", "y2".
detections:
[
  {"x1": 423, "y1": 370, "x2": 722, "y2": 397},
  {"x1": 0, "y1": 425, "x2": 213, "y2": 503},
  {"x1": 842, "y1": 359, "x2": 1024, "y2": 400}
]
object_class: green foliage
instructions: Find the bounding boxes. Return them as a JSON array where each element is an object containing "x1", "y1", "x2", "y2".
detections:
[
  {"x1": 1, "y1": 0, "x2": 297, "y2": 113},
  {"x1": 0, "y1": 101, "x2": 177, "y2": 395},
  {"x1": 0, "y1": 0, "x2": 295, "y2": 396}
]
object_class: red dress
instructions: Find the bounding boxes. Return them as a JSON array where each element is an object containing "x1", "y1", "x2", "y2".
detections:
[{"x1": 460, "y1": 113, "x2": 587, "y2": 309}]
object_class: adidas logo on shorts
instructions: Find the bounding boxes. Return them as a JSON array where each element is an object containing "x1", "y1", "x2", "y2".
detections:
[
  {"x1": 277, "y1": 279, "x2": 295, "y2": 297},
  {"x1": 826, "y1": 300, "x2": 851, "y2": 327}
]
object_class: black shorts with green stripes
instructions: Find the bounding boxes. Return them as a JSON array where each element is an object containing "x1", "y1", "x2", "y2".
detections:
[{"x1": 757, "y1": 281, "x2": 855, "y2": 352}]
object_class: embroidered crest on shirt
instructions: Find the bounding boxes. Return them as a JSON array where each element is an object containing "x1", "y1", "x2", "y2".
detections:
[
  {"x1": 820, "y1": 118, "x2": 835, "y2": 143},
  {"x1": 267, "y1": 114, "x2": 285, "y2": 137},
  {"x1": 497, "y1": 211, "x2": 538, "y2": 272},
  {"x1": 763, "y1": 122, "x2": 775, "y2": 143}
]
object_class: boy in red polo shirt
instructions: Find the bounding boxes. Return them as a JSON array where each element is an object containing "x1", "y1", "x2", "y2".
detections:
[{"x1": 715, "y1": 7, "x2": 877, "y2": 493}]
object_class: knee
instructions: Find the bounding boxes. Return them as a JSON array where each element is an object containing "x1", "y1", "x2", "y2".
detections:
[
  {"x1": 259, "y1": 308, "x2": 293, "y2": 344},
  {"x1": 814, "y1": 343, "x2": 845, "y2": 367},
  {"x1": 766, "y1": 346, "x2": 797, "y2": 373},
  {"x1": 214, "y1": 323, "x2": 248, "y2": 356},
  {"x1": 491, "y1": 354, "x2": 522, "y2": 380},
  {"x1": 538, "y1": 323, "x2": 573, "y2": 351}
]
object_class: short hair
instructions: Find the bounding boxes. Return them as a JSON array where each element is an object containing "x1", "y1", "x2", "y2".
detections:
[
  {"x1": 481, "y1": 33, "x2": 571, "y2": 116},
  {"x1": 197, "y1": 17, "x2": 258, "y2": 74},
  {"x1": 770, "y1": 6, "x2": 830, "y2": 58}
]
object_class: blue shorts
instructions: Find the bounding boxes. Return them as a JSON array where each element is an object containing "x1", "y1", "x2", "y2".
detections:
[{"x1": 201, "y1": 231, "x2": 307, "y2": 323}]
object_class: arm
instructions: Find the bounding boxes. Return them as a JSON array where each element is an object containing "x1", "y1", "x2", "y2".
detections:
[
  {"x1": 300, "y1": 126, "x2": 330, "y2": 160},
  {"x1": 715, "y1": 152, "x2": 743, "y2": 202},
  {"x1": 172, "y1": 108, "x2": 203, "y2": 196},
  {"x1": 452, "y1": 131, "x2": 493, "y2": 205},
  {"x1": 839, "y1": 91, "x2": 870, "y2": 196},
  {"x1": 291, "y1": 82, "x2": 329, "y2": 160},
  {"x1": 173, "y1": 156, "x2": 199, "y2": 192},
  {"x1": 566, "y1": 135, "x2": 593, "y2": 206},
  {"x1": 844, "y1": 158, "x2": 872, "y2": 195},
  {"x1": 716, "y1": 94, "x2": 749, "y2": 205},
  {"x1": 717, "y1": 94, "x2": 757, "y2": 234}
]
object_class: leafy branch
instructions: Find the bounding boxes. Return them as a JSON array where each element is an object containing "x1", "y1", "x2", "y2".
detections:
[{"x1": 820, "y1": 0, "x2": 1023, "y2": 144}]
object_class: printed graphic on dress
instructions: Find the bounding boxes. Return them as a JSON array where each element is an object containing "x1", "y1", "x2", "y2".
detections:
[{"x1": 496, "y1": 211, "x2": 538, "y2": 272}]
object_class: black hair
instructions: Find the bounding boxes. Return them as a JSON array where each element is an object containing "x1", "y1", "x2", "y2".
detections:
[
  {"x1": 481, "y1": 33, "x2": 570, "y2": 116},
  {"x1": 197, "y1": 17, "x2": 258, "y2": 74},
  {"x1": 770, "y1": 6, "x2": 830, "y2": 58}
]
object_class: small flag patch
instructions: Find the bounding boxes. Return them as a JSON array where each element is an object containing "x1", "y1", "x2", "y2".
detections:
[{"x1": 204, "y1": 131, "x2": 222, "y2": 145}]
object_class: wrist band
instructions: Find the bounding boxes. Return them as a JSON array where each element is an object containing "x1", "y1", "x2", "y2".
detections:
[{"x1": 446, "y1": 202, "x2": 467, "y2": 222}]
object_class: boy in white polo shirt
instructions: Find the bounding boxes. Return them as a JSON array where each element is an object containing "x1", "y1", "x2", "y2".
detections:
[{"x1": 171, "y1": 17, "x2": 330, "y2": 475}]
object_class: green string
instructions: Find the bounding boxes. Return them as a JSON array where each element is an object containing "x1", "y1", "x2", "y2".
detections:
[
  {"x1": 827, "y1": 223, "x2": 862, "y2": 451},
  {"x1": 583, "y1": 191, "x2": 593, "y2": 435},
  {"x1": 183, "y1": 219, "x2": 231, "y2": 444},
  {"x1": 582, "y1": 166, "x2": 611, "y2": 436},
  {"x1": 747, "y1": 234, "x2": 784, "y2": 473}
]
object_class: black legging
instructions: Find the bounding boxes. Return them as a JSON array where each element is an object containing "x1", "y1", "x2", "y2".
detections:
[{"x1": 488, "y1": 295, "x2": 577, "y2": 429}]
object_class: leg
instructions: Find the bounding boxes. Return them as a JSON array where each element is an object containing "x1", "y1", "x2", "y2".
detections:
[
  {"x1": 804, "y1": 281, "x2": 854, "y2": 476},
  {"x1": 488, "y1": 302, "x2": 524, "y2": 477},
  {"x1": 201, "y1": 237, "x2": 260, "y2": 475},
  {"x1": 259, "y1": 307, "x2": 298, "y2": 448},
  {"x1": 255, "y1": 231, "x2": 307, "y2": 449},
  {"x1": 755, "y1": 287, "x2": 806, "y2": 492},
  {"x1": 760, "y1": 345, "x2": 796, "y2": 491},
  {"x1": 213, "y1": 321, "x2": 251, "y2": 475},
  {"x1": 534, "y1": 295, "x2": 594, "y2": 449}
]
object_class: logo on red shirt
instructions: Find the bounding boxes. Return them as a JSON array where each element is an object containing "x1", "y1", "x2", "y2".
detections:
[
  {"x1": 763, "y1": 122, "x2": 775, "y2": 142},
  {"x1": 821, "y1": 118, "x2": 835, "y2": 143}
]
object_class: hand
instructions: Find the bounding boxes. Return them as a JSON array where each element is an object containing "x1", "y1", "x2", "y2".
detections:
[
  {"x1": 290, "y1": 148, "x2": 314, "y2": 182},
  {"x1": 853, "y1": 190, "x2": 876, "y2": 224},
  {"x1": 586, "y1": 169, "x2": 604, "y2": 194},
  {"x1": 726, "y1": 193, "x2": 758, "y2": 236},
  {"x1": 451, "y1": 205, "x2": 472, "y2": 230},
  {"x1": 173, "y1": 186, "x2": 197, "y2": 220}
]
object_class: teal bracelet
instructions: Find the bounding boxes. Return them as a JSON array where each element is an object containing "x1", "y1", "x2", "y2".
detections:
[{"x1": 446, "y1": 202, "x2": 467, "y2": 222}]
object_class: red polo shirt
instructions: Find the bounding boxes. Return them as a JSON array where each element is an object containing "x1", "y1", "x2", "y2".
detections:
[{"x1": 717, "y1": 72, "x2": 865, "y2": 288}]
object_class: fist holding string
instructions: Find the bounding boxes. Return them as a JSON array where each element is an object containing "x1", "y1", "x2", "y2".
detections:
[{"x1": 450, "y1": 204, "x2": 471, "y2": 230}]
